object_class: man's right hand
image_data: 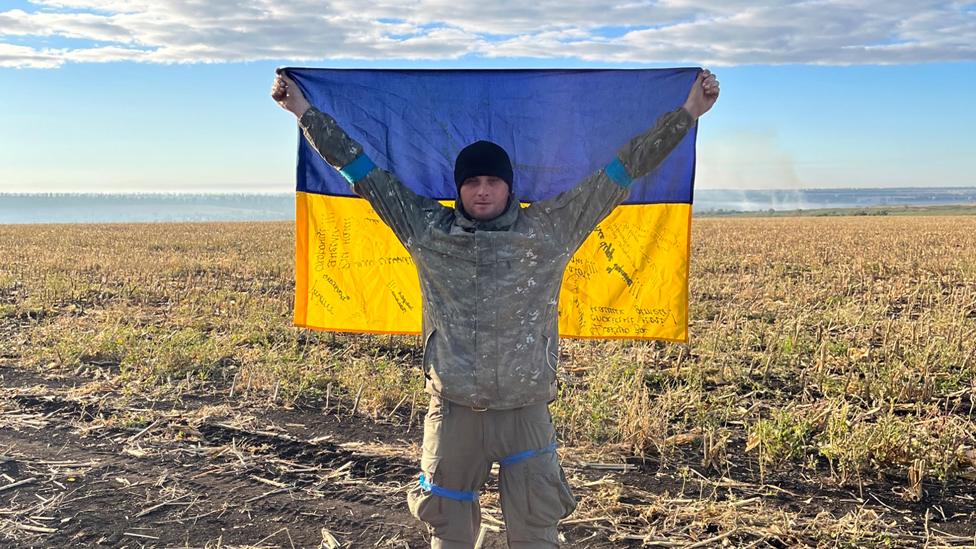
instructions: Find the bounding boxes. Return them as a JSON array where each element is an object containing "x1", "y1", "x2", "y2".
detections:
[{"x1": 271, "y1": 71, "x2": 312, "y2": 118}]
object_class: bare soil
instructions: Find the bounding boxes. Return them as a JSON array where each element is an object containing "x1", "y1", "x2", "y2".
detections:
[{"x1": 2, "y1": 363, "x2": 974, "y2": 549}]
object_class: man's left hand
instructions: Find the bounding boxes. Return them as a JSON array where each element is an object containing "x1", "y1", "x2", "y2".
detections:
[{"x1": 682, "y1": 69, "x2": 720, "y2": 119}]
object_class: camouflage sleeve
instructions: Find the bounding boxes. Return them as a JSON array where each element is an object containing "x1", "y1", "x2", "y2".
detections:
[
  {"x1": 298, "y1": 107, "x2": 447, "y2": 248},
  {"x1": 531, "y1": 107, "x2": 695, "y2": 250},
  {"x1": 617, "y1": 107, "x2": 694, "y2": 181}
]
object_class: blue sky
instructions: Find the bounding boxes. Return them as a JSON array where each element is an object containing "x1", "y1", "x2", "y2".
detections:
[{"x1": 1, "y1": 1, "x2": 974, "y2": 192}]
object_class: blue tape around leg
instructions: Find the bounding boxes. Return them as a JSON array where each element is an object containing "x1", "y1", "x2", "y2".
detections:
[
  {"x1": 498, "y1": 442, "x2": 558, "y2": 467},
  {"x1": 605, "y1": 157, "x2": 634, "y2": 188},
  {"x1": 338, "y1": 154, "x2": 376, "y2": 185},
  {"x1": 418, "y1": 473, "x2": 478, "y2": 502}
]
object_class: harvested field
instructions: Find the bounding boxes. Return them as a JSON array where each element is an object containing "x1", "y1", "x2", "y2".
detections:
[{"x1": 1, "y1": 216, "x2": 974, "y2": 548}]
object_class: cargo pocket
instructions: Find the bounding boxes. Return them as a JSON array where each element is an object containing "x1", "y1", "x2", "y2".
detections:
[
  {"x1": 407, "y1": 461, "x2": 450, "y2": 530},
  {"x1": 525, "y1": 464, "x2": 577, "y2": 527}
]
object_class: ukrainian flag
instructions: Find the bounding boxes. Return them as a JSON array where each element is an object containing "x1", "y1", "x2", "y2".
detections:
[{"x1": 288, "y1": 68, "x2": 698, "y2": 342}]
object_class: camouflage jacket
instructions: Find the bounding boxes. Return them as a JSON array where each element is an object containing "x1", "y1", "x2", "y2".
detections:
[{"x1": 300, "y1": 107, "x2": 693, "y2": 409}]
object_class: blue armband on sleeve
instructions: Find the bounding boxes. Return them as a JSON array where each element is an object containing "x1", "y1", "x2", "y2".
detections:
[
  {"x1": 605, "y1": 157, "x2": 634, "y2": 188},
  {"x1": 338, "y1": 154, "x2": 376, "y2": 185}
]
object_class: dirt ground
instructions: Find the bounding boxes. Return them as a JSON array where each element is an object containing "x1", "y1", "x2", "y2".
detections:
[{"x1": 2, "y1": 361, "x2": 974, "y2": 549}]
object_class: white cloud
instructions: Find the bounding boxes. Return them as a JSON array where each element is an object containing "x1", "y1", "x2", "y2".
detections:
[
  {"x1": 0, "y1": 42, "x2": 63, "y2": 68},
  {"x1": 0, "y1": 0, "x2": 973, "y2": 68}
]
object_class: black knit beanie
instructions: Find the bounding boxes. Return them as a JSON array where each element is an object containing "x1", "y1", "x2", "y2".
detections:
[{"x1": 453, "y1": 141, "x2": 513, "y2": 192}]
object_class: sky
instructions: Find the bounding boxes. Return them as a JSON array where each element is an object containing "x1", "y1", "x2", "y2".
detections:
[{"x1": 1, "y1": 0, "x2": 974, "y2": 193}]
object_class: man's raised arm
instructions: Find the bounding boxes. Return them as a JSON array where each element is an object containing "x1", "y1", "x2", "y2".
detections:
[
  {"x1": 617, "y1": 69, "x2": 719, "y2": 180},
  {"x1": 271, "y1": 71, "x2": 447, "y2": 248},
  {"x1": 532, "y1": 69, "x2": 720, "y2": 249}
]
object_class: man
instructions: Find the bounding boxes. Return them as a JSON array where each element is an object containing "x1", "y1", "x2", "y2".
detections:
[{"x1": 273, "y1": 69, "x2": 718, "y2": 548}]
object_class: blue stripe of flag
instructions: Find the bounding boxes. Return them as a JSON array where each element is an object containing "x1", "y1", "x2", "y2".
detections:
[{"x1": 289, "y1": 68, "x2": 697, "y2": 205}]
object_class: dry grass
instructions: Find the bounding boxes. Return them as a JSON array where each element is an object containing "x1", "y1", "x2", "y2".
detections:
[{"x1": 1, "y1": 216, "x2": 975, "y2": 545}]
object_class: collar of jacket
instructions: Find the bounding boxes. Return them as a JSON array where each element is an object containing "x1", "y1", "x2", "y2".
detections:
[{"x1": 453, "y1": 194, "x2": 520, "y2": 232}]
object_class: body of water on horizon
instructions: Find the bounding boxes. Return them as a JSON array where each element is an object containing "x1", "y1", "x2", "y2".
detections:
[{"x1": 2, "y1": 188, "x2": 976, "y2": 224}]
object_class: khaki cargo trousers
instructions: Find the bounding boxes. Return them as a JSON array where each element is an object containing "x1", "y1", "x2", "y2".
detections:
[{"x1": 407, "y1": 396, "x2": 577, "y2": 548}]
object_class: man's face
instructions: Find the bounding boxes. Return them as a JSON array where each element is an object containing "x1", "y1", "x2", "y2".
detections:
[{"x1": 459, "y1": 176, "x2": 509, "y2": 221}]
